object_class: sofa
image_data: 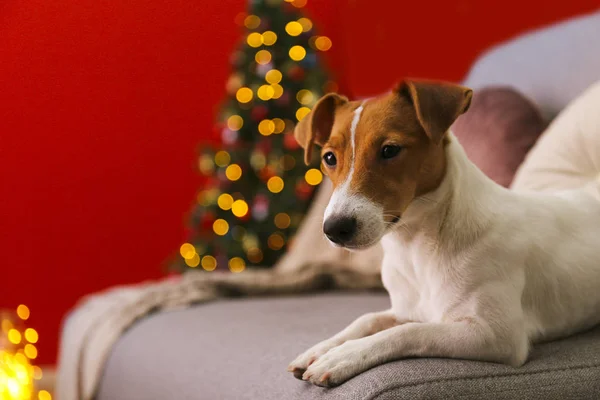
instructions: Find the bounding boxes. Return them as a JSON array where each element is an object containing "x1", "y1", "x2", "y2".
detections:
[{"x1": 69, "y1": 9, "x2": 600, "y2": 400}]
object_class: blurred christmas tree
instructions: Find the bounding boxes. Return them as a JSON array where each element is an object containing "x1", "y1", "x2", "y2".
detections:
[{"x1": 175, "y1": 0, "x2": 335, "y2": 273}]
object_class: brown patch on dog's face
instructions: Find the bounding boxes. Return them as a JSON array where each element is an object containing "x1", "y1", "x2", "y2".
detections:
[{"x1": 295, "y1": 79, "x2": 472, "y2": 248}]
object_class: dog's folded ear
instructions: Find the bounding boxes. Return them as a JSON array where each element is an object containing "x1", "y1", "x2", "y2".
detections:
[
  {"x1": 395, "y1": 79, "x2": 473, "y2": 145},
  {"x1": 294, "y1": 92, "x2": 348, "y2": 165}
]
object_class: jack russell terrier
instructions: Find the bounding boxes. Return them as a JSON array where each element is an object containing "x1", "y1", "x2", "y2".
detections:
[{"x1": 287, "y1": 79, "x2": 600, "y2": 387}]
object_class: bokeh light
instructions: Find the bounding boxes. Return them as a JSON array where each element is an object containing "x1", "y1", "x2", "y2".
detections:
[
  {"x1": 265, "y1": 69, "x2": 282, "y2": 84},
  {"x1": 267, "y1": 176, "x2": 284, "y2": 193},
  {"x1": 258, "y1": 119, "x2": 275, "y2": 136},
  {"x1": 247, "y1": 247, "x2": 263, "y2": 263},
  {"x1": 185, "y1": 253, "x2": 200, "y2": 268},
  {"x1": 271, "y1": 84, "x2": 284, "y2": 99},
  {"x1": 236, "y1": 87, "x2": 253, "y2": 103},
  {"x1": 296, "y1": 106, "x2": 311, "y2": 121},
  {"x1": 228, "y1": 257, "x2": 246, "y2": 273},
  {"x1": 305, "y1": 168, "x2": 323, "y2": 185},
  {"x1": 244, "y1": 15, "x2": 261, "y2": 29},
  {"x1": 225, "y1": 164, "x2": 242, "y2": 181},
  {"x1": 215, "y1": 150, "x2": 231, "y2": 167},
  {"x1": 201, "y1": 255, "x2": 217, "y2": 271},
  {"x1": 285, "y1": 21, "x2": 303, "y2": 36},
  {"x1": 227, "y1": 115, "x2": 244, "y2": 131},
  {"x1": 218, "y1": 193, "x2": 234, "y2": 210},
  {"x1": 315, "y1": 36, "x2": 333, "y2": 51},
  {"x1": 257, "y1": 84, "x2": 275, "y2": 101},
  {"x1": 231, "y1": 200, "x2": 249, "y2": 217},
  {"x1": 16, "y1": 305, "x2": 29, "y2": 321},
  {"x1": 274, "y1": 213, "x2": 291, "y2": 229},
  {"x1": 289, "y1": 45, "x2": 306, "y2": 61},
  {"x1": 255, "y1": 50, "x2": 272, "y2": 65},
  {"x1": 268, "y1": 233, "x2": 285, "y2": 250},
  {"x1": 262, "y1": 31, "x2": 277, "y2": 45},
  {"x1": 247, "y1": 32, "x2": 263, "y2": 48},
  {"x1": 297, "y1": 18, "x2": 313, "y2": 32},
  {"x1": 213, "y1": 219, "x2": 229, "y2": 236},
  {"x1": 272, "y1": 118, "x2": 286, "y2": 133},
  {"x1": 296, "y1": 89, "x2": 314, "y2": 105}
]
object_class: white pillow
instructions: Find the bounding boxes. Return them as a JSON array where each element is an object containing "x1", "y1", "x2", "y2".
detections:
[{"x1": 511, "y1": 80, "x2": 600, "y2": 193}]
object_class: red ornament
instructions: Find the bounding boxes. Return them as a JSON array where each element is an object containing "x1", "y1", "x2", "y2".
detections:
[
  {"x1": 284, "y1": 133, "x2": 301, "y2": 150},
  {"x1": 251, "y1": 105, "x2": 269, "y2": 121}
]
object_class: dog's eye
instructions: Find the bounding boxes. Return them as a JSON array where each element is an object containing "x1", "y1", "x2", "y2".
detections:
[
  {"x1": 323, "y1": 152, "x2": 337, "y2": 167},
  {"x1": 381, "y1": 145, "x2": 402, "y2": 160}
]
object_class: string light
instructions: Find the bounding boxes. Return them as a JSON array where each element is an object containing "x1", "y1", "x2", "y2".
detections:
[
  {"x1": 236, "y1": 87, "x2": 253, "y2": 103},
  {"x1": 290, "y1": 0, "x2": 307, "y2": 7},
  {"x1": 231, "y1": 200, "x2": 249, "y2": 217},
  {"x1": 289, "y1": 45, "x2": 306, "y2": 61},
  {"x1": 315, "y1": 36, "x2": 333, "y2": 51},
  {"x1": 247, "y1": 247, "x2": 263, "y2": 263},
  {"x1": 199, "y1": 155, "x2": 215, "y2": 175},
  {"x1": 217, "y1": 193, "x2": 234, "y2": 210},
  {"x1": 227, "y1": 115, "x2": 244, "y2": 131},
  {"x1": 258, "y1": 119, "x2": 275, "y2": 136},
  {"x1": 16, "y1": 306, "x2": 29, "y2": 321},
  {"x1": 255, "y1": 50, "x2": 272, "y2": 65},
  {"x1": 225, "y1": 164, "x2": 242, "y2": 181},
  {"x1": 296, "y1": 106, "x2": 311, "y2": 121},
  {"x1": 213, "y1": 219, "x2": 229, "y2": 236},
  {"x1": 274, "y1": 213, "x2": 291, "y2": 229},
  {"x1": 271, "y1": 84, "x2": 284, "y2": 99},
  {"x1": 25, "y1": 329, "x2": 38, "y2": 344},
  {"x1": 305, "y1": 168, "x2": 323, "y2": 185},
  {"x1": 185, "y1": 253, "x2": 200, "y2": 267},
  {"x1": 272, "y1": 118, "x2": 286, "y2": 133},
  {"x1": 244, "y1": 15, "x2": 261, "y2": 29},
  {"x1": 257, "y1": 84, "x2": 275, "y2": 101},
  {"x1": 265, "y1": 69, "x2": 282, "y2": 84},
  {"x1": 262, "y1": 31, "x2": 277, "y2": 45},
  {"x1": 296, "y1": 89, "x2": 314, "y2": 105},
  {"x1": 214, "y1": 151, "x2": 231, "y2": 167},
  {"x1": 201, "y1": 255, "x2": 217, "y2": 271},
  {"x1": 267, "y1": 176, "x2": 284, "y2": 193},
  {"x1": 228, "y1": 257, "x2": 246, "y2": 273},
  {"x1": 247, "y1": 32, "x2": 263, "y2": 48},
  {"x1": 297, "y1": 18, "x2": 313, "y2": 32},
  {"x1": 268, "y1": 233, "x2": 285, "y2": 250},
  {"x1": 285, "y1": 21, "x2": 303, "y2": 36}
]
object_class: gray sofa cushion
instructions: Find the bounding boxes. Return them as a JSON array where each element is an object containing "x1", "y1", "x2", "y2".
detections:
[
  {"x1": 97, "y1": 293, "x2": 600, "y2": 399},
  {"x1": 463, "y1": 9, "x2": 600, "y2": 121}
]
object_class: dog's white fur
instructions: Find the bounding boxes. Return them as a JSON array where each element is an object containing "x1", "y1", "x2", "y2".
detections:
[{"x1": 289, "y1": 132, "x2": 600, "y2": 387}]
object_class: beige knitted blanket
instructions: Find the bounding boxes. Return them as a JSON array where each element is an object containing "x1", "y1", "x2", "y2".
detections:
[{"x1": 55, "y1": 178, "x2": 383, "y2": 400}]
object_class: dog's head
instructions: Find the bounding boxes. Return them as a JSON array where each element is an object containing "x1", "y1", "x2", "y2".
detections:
[{"x1": 295, "y1": 79, "x2": 472, "y2": 249}]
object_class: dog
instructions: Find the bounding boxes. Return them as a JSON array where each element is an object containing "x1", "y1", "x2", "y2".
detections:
[{"x1": 286, "y1": 79, "x2": 600, "y2": 387}]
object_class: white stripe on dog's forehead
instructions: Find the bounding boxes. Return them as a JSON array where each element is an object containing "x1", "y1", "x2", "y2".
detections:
[{"x1": 348, "y1": 101, "x2": 366, "y2": 182}]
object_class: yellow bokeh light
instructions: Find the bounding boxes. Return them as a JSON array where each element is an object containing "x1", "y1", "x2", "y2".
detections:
[
  {"x1": 8, "y1": 329, "x2": 21, "y2": 345},
  {"x1": 274, "y1": 213, "x2": 291, "y2": 229},
  {"x1": 271, "y1": 84, "x2": 284, "y2": 99},
  {"x1": 305, "y1": 168, "x2": 323, "y2": 185},
  {"x1": 24, "y1": 344, "x2": 37, "y2": 359},
  {"x1": 179, "y1": 243, "x2": 196, "y2": 259},
  {"x1": 291, "y1": 0, "x2": 307, "y2": 7},
  {"x1": 185, "y1": 253, "x2": 200, "y2": 268},
  {"x1": 297, "y1": 18, "x2": 313, "y2": 32},
  {"x1": 228, "y1": 257, "x2": 246, "y2": 273},
  {"x1": 2, "y1": 318, "x2": 13, "y2": 333},
  {"x1": 262, "y1": 31, "x2": 277, "y2": 45},
  {"x1": 236, "y1": 87, "x2": 253, "y2": 103},
  {"x1": 296, "y1": 106, "x2": 311, "y2": 121},
  {"x1": 38, "y1": 390, "x2": 52, "y2": 400},
  {"x1": 258, "y1": 119, "x2": 275, "y2": 136},
  {"x1": 247, "y1": 32, "x2": 263, "y2": 48},
  {"x1": 268, "y1": 233, "x2": 285, "y2": 250},
  {"x1": 315, "y1": 36, "x2": 333, "y2": 51},
  {"x1": 16, "y1": 305, "x2": 30, "y2": 320},
  {"x1": 285, "y1": 21, "x2": 303, "y2": 36},
  {"x1": 244, "y1": 15, "x2": 261, "y2": 29},
  {"x1": 257, "y1": 84, "x2": 275, "y2": 101},
  {"x1": 33, "y1": 366, "x2": 43, "y2": 380},
  {"x1": 225, "y1": 164, "x2": 242, "y2": 181},
  {"x1": 24, "y1": 328, "x2": 38, "y2": 344},
  {"x1": 198, "y1": 154, "x2": 214, "y2": 175},
  {"x1": 227, "y1": 115, "x2": 244, "y2": 131},
  {"x1": 289, "y1": 45, "x2": 306, "y2": 61},
  {"x1": 217, "y1": 193, "x2": 234, "y2": 210},
  {"x1": 231, "y1": 200, "x2": 249, "y2": 217},
  {"x1": 215, "y1": 150, "x2": 231, "y2": 167},
  {"x1": 255, "y1": 50, "x2": 272, "y2": 65},
  {"x1": 247, "y1": 247, "x2": 263, "y2": 263},
  {"x1": 213, "y1": 219, "x2": 229, "y2": 236},
  {"x1": 265, "y1": 69, "x2": 282, "y2": 84},
  {"x1": 201, "y1": 255, "x2": 217, "y2": 271},
  {"x1": 267, "y1": 176, "x2": 284, "y2": 193},
  {"x1": 250, "y1": 152, "x2": 266, "y2": 169},
  {"x1": 296, "y1": 89, "x2": 314, "y2": 105},
  {"x1": 272, "y1": 118, "x2": 285, "y2": 133}
]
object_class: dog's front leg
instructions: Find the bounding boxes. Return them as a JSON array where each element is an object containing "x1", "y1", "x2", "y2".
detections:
[
  {"x1": 303, "y1": 320, "x2": 528, "y2": 387},
  {"x1": 287, "y1": 310, "x2": 402, "y2": 379}
]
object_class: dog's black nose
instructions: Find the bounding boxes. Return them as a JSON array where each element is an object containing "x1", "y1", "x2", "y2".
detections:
[{"x1": 323, "y1": 216, "x2": 357, "y2": 245}]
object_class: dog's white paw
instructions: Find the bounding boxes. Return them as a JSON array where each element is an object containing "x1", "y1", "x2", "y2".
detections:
[
  {"x1": 301, "y1": 340, "x2": 369, "y2": 387},
  {"x1": 287, "y1": 340, "x2": 340, "y2": 379}
]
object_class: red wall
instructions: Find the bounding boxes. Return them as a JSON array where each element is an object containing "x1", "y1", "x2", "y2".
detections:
[{"x1": 1, "y1": 0, "x2": 598, "y2": 365}]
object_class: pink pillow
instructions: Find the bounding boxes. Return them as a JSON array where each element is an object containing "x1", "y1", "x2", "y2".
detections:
[{"x1": 452, "y1": 87, "x2": 546, "y2": 187}]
